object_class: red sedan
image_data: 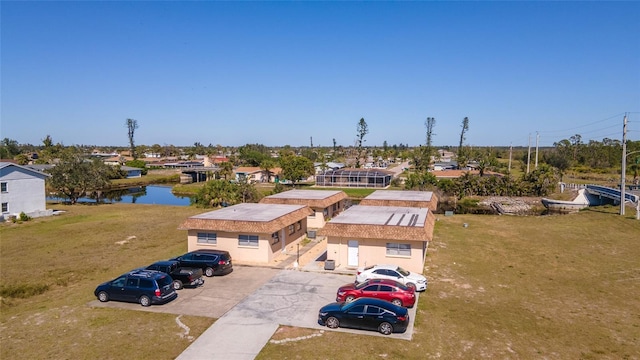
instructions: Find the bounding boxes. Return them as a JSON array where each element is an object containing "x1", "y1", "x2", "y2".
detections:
[{"x1": 336, "y1": 279, "x2": 416, "y2": 308}]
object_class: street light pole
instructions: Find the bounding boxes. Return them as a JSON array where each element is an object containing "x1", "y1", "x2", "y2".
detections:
[{"x1": 621, "y1": 114, "x2": 628, "y2": 216}]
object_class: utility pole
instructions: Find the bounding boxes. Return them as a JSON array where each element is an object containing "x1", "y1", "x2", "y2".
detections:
[
  {"x1": 535, "y1": 131, "x2": 539, "y2": 169},
  {"x1": 508, "y1": 143, "x2": 513, "y2": 174},
  {"x1": 620, "y1": 114, "x2": 628, "y2": 216},
  {"x1": 527, "y1": 133, "x2": 531, "y2": 174}
]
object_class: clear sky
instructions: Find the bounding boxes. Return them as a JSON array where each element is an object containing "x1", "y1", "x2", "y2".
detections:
[{"x1": 1, "y1": 1, "x2": 639, "y2": 148}]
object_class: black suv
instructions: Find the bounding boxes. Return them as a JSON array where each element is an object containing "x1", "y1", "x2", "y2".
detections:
[
  {"x1": 94, "y1": 269, "x2": 177, "y2": 306},
  {"x1": 171, "y1": 249, "x2": 233, "y2": 277}
]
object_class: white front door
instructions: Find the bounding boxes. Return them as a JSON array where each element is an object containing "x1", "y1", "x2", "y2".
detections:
[{"x1": 347, "y1": 240, "x2": 359, "y2": 267}]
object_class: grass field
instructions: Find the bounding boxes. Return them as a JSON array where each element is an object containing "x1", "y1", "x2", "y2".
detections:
[{"x1": 2, "y1": 203, "x2": 639, "y2": 359}]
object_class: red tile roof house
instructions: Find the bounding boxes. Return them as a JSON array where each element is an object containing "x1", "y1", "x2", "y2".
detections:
[
  {"x1": 179, "y1": 203, "x2": 313, "y2": 265},
  {"x1": 359, "y1": 190, "x2": 438, "y2": 212},
  {"x1": 319, "y1": 204, "x2": 436, "y2": 274},
  {"x1": 259, "y1": 189, "x2": 348, "y2": 229}
]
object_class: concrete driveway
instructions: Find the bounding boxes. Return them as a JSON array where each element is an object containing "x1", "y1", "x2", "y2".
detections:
[{"x1": 177, "y1": 269, "x2": 418, "y2": 360}]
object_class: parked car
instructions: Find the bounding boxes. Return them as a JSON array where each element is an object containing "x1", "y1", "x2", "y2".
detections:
[
  {"x1": 336, "y1": 279, "x2": 416, "y2": 308},
  {"x1": 318, "y1": 297, "x2": 409, "y2": 335},
  {"x1": 94, "y1": 269, "x2": 177, "y2": 306},
  {"x1": 145, "y1": 260, "x2": 204, "y2": 290},
  {"x1": 171, "y1": 249, "x2": 233, "y2": 277},
  {"x1": 355, "y1": 264, "x2": 428, "y2": 292}
]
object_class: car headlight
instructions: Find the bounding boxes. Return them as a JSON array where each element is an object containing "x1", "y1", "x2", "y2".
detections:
[{"x1": 319, "y1": 312, "x2": 328, "y2": 317}]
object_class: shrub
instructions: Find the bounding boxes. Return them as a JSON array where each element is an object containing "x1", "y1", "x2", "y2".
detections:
[{"x1": 0, "y1": 283, "x2": 50, "y2": 299}]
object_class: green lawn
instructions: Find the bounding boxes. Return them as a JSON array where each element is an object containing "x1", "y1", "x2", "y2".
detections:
[{"x1": 2, "y1": 204, "x2": 639, "y2": 359}]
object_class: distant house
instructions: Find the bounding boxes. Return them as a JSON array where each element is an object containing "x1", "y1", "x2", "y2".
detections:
[
  {"x1": 319, "y1": 205, "x2": 436, "y2": 273},
  {"x1": 315, "y1": 168, "x2": 393, "y2": 188},
  {"x1": 120, "y1": 166, "x2": 143, "y2": 178},
  {"x1": 179, "y1": 203, "x2": 313, "y2": 265},
  {"x1": 0, "y1": 162, "x2": 52, "y2": 220},
  {"x1": 313, "y1": 162, "x2": 345, "y2": 174},
  {"x1": 234, "y1": 166, "x2": 282, "y2": 183},
  {"x1": 260, "y1": 189, "x2": 348, "y2": 229},
  {"x1": 359, "y1": 190, "x2": 438, "y2": 212}
]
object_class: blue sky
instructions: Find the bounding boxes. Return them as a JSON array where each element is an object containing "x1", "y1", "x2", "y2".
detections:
[{"x1": 1, "y1": 1, "x2": 639, "y2": 148}]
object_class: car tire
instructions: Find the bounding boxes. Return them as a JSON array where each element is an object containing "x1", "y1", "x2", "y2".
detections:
[
  {"x1": 326, "y1": 316, "x2": 340, "y2": 329},
  {"x1": 205, "y1": 267, "x2": 214, "y2": 277},
  {"x1": 391, "y1": 298, "x2": 402, "y2": 307},
  {"x1": 378, "y1": 322, "x2": 393, "y2": 335},
  {"x1": 97, "y1": 291, "x2": 109, "y2": 302},
  {"x1": 345, "y1": 295, "x2": 356, "y2": 303},
  {"x1": 173, "y1": 280, "x2": 183, "y2": 290},
  {"x1": 139, "y1": 295, "x2": 151, "y2": 307}
]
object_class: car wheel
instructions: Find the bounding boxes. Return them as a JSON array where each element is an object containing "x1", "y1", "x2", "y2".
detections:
[
  {"x1": 345, "y1": 295, "x2": 356, "y2": 303},
  {"x1": 406, "y1": 282, "x2": 416, "y2": 290},
  {"x1": 173, "y1": 280, "x2": 183, "y2": 290},
  {"x1": 205, "y1": 267, "x2": 214, "y2": 277},
  {"x1": 139, "y1": 295, "x2": 151, "y2": 307},
  {"x1": 97, "y1": 291, "x2": 109, "y2": 302},
  {"x1": 326, "y1": 316, "x2": 340, "y2": 329},
  {"x1": 391, "y1": 298, "x2": 402, "y2": 306},
  {"x1": 378, "y1": 322, "x2": 393, "y2": 335}
]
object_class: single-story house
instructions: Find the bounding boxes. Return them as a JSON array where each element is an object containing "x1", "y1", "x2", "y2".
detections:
[
  {"x1": 179, "y1": 203, "x2": 313, "y2": 264},
  {"x1": 315, "y1": 168, "x2": 393, "y2": 188},
  {"x1": 120, "y1": 166, "x2": 143, "y2": 178},
  {"x1": 359, "y1": 190, "x2": 438, "y2": 212},
  {"x1": 234, "y1": 166, "x2": 282, "y2": 183},
  {"x1": 259, "y1": 189, "x2": 348, "y2": 229},
  {"x1": 319, "y1": 205, "x2": 436, "y2": 273},
  {"x1": 0, "y1": 162, "x2": 52, "y2": 220},
  {"x1": 314, "y1": 162, "x2": 345, "y2": 174}
]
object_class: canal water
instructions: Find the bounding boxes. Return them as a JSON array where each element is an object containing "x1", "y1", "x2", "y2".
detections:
[{"x1": 48, "y1": 185, "x2": 191, "y2": 206}]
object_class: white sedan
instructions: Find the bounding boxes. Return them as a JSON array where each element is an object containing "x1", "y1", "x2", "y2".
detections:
[{"x1": 355, "y1": 264, "x2": 428, "y2": 292}]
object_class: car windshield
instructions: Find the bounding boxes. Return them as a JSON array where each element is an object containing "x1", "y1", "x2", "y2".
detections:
[
  {"x1": 355, "y1": 282, "x2": 370, "y2": 290},
  {"x1": 396, "y1": 266, "x2": 410, "y2": 276}
]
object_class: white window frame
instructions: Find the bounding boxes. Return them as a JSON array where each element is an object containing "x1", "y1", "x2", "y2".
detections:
[
  {"x1": 0, "y1": 182, "x2": 7, "y2": 193},
  {"x1": 1, "y1": 202, "x2": 8, "y2": 213},
  {"x1": 386, "y1": 242, "x2": 411, "y2": 257},
  {"x1": 271, "y1": 232, "x2": 280, "y2": 245},
  {"x1": 197, "y1": 232, "x2": 217, "y2": 245},
  {"x1": 238, "y1": 234, "x2": 259, "y2": 247}
]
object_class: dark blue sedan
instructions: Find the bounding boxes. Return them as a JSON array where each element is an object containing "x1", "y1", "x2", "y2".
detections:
[{"x1": 318, "y1": 297, "x2": 409, "y2": 335}]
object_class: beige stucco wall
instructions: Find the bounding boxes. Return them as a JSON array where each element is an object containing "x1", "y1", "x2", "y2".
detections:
[
  {"x1": 186, "y1": 217, "x2": 309, "y2": 264},
  {"x1": 326, "y1": 236, "x2": 427, "y2": 274},
  {"x1": 305, "y1": 200, "x2": 345, "y2": 229}
]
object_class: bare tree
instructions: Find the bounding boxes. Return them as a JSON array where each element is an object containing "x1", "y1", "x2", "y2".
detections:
[
  {"x1": 355, "y1": 118, "x2": 369, "y2": 168},
  {"x1": 126, "y1": 118, "x2": 139, "y2": 159},
  {"x1": 458, "y1": 117, "x2": 469, "y2": 157}
]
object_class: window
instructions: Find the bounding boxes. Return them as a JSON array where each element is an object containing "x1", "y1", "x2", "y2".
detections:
[
  {"x1": 386, "y1": 243, "x2": 411, "y2": 256},
  {"x1": 366, "y1": 306, "x2": 384, "y2": 315},
  {"x1": 332, "y1": 203, "x2": 337, "y2": 212},
  {"x1": 271, "y1": 232, "x2": 280, "y2": 245},
  {"x1": 0, "y1": 182, "x2": 6, "y2": 192},
  {"x1": 379, "y1": 285, "x2": 394, "y2": 292},
  {"x1": 362, "y1": 285, "x2": 379, "y2": 292},
  {"x1": 139, "y1": 279, "x2": 153, "y2": 288},
  {"x1": 296, "y1": 220, "x2": 301, "y2": 231},
  {"x1": 1, "y1": 203, "x2": 7, "y2": 213},
  {"x1": 197, "y1": 232, "x2": 217, "y2": 245},
  {"x1": 126, "y1": 278, "x2": 139, "y2": 287},
  {"x1": 323, "y1": 208, "x2": 329, "y2": 217},
  {"x1": 288, "y1": 224, "x2": 294, "y2": 235},
  {"x1": 238, "y1": 234, "x2": 259, "y2": 247}
]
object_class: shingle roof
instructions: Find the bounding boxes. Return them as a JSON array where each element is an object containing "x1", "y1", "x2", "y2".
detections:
[
  {"x1": 259, "y1": 190, "x2": 348, "y2": 208},
  {"x1": 359, "y1": 190, "x2": 438, "y2": 211},
  {"x1": 318, "y1": 205, "x2": 436, "y2": 242},
  {"x1": 178, "y1": 203, "x2": 313, "y2": 234}
]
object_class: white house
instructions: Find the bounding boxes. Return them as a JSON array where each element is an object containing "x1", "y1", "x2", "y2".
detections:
[{"x1": 0, "y1": 162, "x2": 52, "y2": 220}]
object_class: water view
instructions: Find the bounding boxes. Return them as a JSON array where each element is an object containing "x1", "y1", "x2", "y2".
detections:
[{"x1": 48, "y1": 185, "x2": 191, "y2": 206}]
